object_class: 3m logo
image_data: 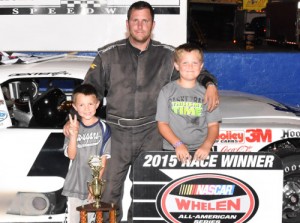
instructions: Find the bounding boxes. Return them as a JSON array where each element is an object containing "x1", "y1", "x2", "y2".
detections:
[
  {"x1": 156, "y1": 174, "x2": 259, "y2": 223},
  {"x1": 245, "y1": 129, "x2": 272, "y2": 143}
]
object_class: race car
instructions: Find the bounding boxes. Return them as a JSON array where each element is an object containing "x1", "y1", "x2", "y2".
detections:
[{"x1": 0, "y1": 53, "x2": 300, "y2": 223}]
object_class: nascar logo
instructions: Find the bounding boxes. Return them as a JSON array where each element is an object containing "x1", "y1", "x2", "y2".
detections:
[{"x1": 156, "y1": 173, "x2": 259, "y2": 223}]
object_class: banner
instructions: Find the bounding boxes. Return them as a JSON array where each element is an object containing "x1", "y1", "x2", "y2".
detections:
[
  {"x1": 243, "y1": 0, "x2": 268, "y2": 11},
  {"x1": 133, "y1": 151, "x2": 283, "y2": 223},
  {"x1": 0, "y1": 0, "x2": 186, "y2": 51}
]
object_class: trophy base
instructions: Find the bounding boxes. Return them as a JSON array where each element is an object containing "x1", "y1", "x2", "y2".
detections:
[{"x1": 76, "y1": 202, "x2": 119, "y2": 223}]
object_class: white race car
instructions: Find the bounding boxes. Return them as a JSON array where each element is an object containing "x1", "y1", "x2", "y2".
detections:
[{"x1": 1, "y1": 54, "x2": 300, "y2": 223}]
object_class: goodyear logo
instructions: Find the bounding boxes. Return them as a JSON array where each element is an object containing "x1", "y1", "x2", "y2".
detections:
[
  {"x1": 0, "y1": 110, "x2": 8, "y2": 122},
  {"x1": 156, "y1": 174, "x2": 259, "y2": 223}
]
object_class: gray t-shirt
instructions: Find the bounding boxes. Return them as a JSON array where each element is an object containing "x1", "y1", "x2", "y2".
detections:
[
  {"x1": 156, "y1": 81, "x2": 221, "y2": 151},
  {"x1": 62, "y1": 119, "x2": 111, "y2": 200}
]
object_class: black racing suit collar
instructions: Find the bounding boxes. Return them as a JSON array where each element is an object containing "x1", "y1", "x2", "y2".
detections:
[{"x1": 127, "y1": 38, "x2": 151, "y2": 55}]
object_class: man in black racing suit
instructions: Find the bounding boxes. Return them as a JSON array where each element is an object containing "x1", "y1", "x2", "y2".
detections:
[{"x1": 83, "y1": 1, "x2": 219, "y2": 222}]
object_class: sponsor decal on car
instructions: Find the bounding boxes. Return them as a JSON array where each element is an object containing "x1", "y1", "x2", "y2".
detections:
[
  {"x1": 216, "y1": 129, "x2": 272, "y2": 144},
  {"x1": 218, "y1": 145, "x2": 253, "y2": 152},
  {"x1": 9, "y1": 71, "x2": 70, "y2": 77},
  {"x1": 156, "y1": 174, "x2": 259, "y2": 223},
  {"x1": 217, "y1": 130, "x2": 244, "y2": 143},
  {"x1": 245, "y1": 129, "x2": 272, "y2": 143},
  {"x1": 281, "y1": 129, "x2": 300, "y2": 139},
  {"x1": 0, "y1": 110, "x2": 8, "y2": 122}
]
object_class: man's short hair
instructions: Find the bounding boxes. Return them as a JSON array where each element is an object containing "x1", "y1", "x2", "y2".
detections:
[{"x1": 127, "y1": 1, "x2": 154, "y2": 21}]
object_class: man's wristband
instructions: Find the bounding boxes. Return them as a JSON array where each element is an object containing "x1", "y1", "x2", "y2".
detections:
[{"x1": 173, "y1": 141, "x2": 183, "y2": 148}]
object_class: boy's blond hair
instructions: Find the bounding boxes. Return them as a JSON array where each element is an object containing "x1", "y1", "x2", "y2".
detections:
[{"x1": 174, "y1": 43, "x2": 204, "y2": 63}]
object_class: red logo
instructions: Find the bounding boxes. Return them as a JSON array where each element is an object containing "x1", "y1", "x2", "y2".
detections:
[
  {"x1": 156, "y1": 174, "x2": 259, "y2": 223},
  {"x1": 217, "y1": 129, "x2": 272, "y2": 144},
  {"x1": 245, "y1": 129, "x2": 272, "y2": 143},
  {"x1": 217, "y1": 130, "x2": 244, "y2": 143}
]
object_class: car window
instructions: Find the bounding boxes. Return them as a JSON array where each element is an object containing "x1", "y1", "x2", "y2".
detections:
[{"x1": 1, "y1": 77, "x2": 82, "y2": 128}]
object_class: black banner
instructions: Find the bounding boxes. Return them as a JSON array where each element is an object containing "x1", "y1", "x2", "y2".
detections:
[
  {"x1": 0, "y1": 1, "x2": 180, "y2": 15},
  {"x1": 133, "y1": 152, "x2": 283, "y2": 223}
]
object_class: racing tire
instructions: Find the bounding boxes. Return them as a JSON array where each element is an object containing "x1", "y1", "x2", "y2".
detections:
[{"x1": 282, "y1": 154, "x2": 300, "y2": 223}]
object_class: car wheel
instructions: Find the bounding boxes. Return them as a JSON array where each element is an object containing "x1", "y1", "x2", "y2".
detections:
[{"x1": 282, "y1": 154, "x2": 300, "y2": 223}]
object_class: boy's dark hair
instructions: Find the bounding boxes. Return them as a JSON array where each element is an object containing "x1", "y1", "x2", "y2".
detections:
[
  {"x1": 174, "y1": 43, "x2": 204, "y2": 62},
  {"x1": 127, "y1": 1, "x2": 154, "y2": 21},
  {"x1": 72, "y1": 84, "x2": 98, "y2": 99}
]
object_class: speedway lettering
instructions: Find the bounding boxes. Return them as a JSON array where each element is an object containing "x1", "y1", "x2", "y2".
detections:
[
  {"x1": 11, "y1": 7, "x2": 101, "y2": 15},
  {"x1": 4, "y1": 5, "x2": 180, "y2": 15}
]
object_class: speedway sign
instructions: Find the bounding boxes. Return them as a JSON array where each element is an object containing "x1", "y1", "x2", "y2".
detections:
[
  {"x1": 0, "y1": 0, "x2": 187, "y2": 51},
  {"x1": 133, "y1": 152, "x2": 283, "y2": 223}
]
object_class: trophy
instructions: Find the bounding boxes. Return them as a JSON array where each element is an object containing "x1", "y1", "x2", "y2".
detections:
[{"x1": 87, "y1": 155, "x2": 105, "y2": 208}]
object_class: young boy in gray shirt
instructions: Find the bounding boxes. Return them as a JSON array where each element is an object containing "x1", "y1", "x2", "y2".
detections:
[
  {"x1": 62, "y1": 84, "x2": 111, "y2": 223},
  {"x1": 156, "y1": 43, "x2": 221, "y2": 163}
]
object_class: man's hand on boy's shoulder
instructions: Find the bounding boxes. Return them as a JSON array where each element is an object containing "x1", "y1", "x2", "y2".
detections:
[{"x1": 204, "y1": 84, "x2": 219, "y2": 112}]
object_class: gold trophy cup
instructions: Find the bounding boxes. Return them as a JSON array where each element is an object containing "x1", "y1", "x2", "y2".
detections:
[{"x1": 87, "y1": 155, "x2": 105, "y2": 208}]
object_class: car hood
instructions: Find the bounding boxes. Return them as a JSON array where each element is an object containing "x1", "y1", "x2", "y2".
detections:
[
  {"x1": 220, "y1": 90, "x2": 300, "y2": 125},
  {"x1": 0, "y1": 55, "x2": 93, "y2": 82}
]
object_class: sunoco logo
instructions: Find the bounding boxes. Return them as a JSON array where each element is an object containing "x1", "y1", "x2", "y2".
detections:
[
  {"x1": 0, "y1": 110, "x2": 8, "y2": 122},
  {"x1": 156, "y1": 173, "x2": 259, "y2": 223}
]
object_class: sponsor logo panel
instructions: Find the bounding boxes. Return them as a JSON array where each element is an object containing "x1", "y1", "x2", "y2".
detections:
[
  {"x1": 216, "y1": 129, "x2": 272, "y2": 144},
  {"x1": 156, "y1": 174, "x2": 259, "y2": 223},
  {"x1": 133, "y1": 152, "x2": 283, "y2": 222},
  {"x1": 214, "y1": 129, "x2": 276, "y2": 152}
]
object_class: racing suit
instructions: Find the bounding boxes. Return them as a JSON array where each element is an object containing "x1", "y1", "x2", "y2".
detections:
[{"x1": 84, "y1": 38, "x2": 217, "y2": 222}]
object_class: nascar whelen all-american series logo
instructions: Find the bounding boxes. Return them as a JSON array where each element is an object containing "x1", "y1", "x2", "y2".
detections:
[{"x1": 156, "y1": 173, "x2": 259, "y2": 223}]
